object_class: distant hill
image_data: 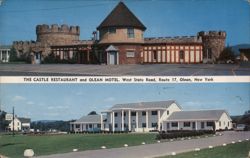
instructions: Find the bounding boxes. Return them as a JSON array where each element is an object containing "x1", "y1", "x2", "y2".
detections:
[{"x1": 231, "y1": 44, "x2": 250, "y2": 55}]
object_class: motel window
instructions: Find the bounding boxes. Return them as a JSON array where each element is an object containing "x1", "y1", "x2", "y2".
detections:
[
  {"x1": 115, "y1": 123, "x2": 118, "y2": 128},
  {"x1": 152, "y1": 123, "x2": 157, "y2": 128},
  {"x1": 131, "y1": 112, "x2": 136, "y2": 116},
  {"x1": 75, "y1": 124, "x2": 80, "y2": 128},
  {"x1": 142, "y1": 111, "x2": 146, "y2": 116},
  {"x1": 97, "y1": 124, "x2": 101, "y2": 128},
  {"x1": 171, "y1": 122, "x2": 178, "y2": 127},
  {"x1": 115, "y1": 112, "x2": 118, "y2": 117},
  {"x1": 153, "y1": 51, "x2": 157, "y2": 60},
  {"x1": 206, "y1": 122, "x2": 214, "y2": 127},
  {"x1": 184, "y1": 122, "x2": 191, "y2": 127},
  {"x1": 108, "y1": 27, "x2": 116, "y2": 34},
  {"x1": 89, "y1": 124, "x2": 92, "y2": 128},
  {"x1": 151, "y1": 111, "x2": 157, "y2": 115},
  {"x1": 126, "y1": 51, "x2": 135, "y2": 58},
  {"x1": 142, "y1": 123, "x2": 146, "y2": 128},
  {"x1": 179, "y1": 50, "x2": 184, "y2": 60},
  {"x1": 63, "y1": 51, "x2": 69, "y2": 60},
  {"x1": 127, "y1": 28, "x2": 135, "y2": 38},
  {"x1": 201, "y1": 122, "x2": 205, "y2": 129}
]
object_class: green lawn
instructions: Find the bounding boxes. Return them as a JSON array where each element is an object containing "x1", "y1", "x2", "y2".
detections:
[
  {"x1": 0, "y1": 133, "x2": 157, "y2": 158},
  {"x1": 157, "y1": 140, "x2": 250, "y2": 158}
]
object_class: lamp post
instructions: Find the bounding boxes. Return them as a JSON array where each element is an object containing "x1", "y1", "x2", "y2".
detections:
[{"x1": 12, "y1": 106, "x2": 15, "y2": 137}]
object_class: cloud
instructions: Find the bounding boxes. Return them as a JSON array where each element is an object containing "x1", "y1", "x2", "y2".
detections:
[
  {"x1": 12, "y1": 95, "x2": 26, "y2": 101},
  {"x1": 47, "y1": 105, "x2": 69, "y2": 110},
  {"x1": 104, "y1": 97, "x2": 115, "y2": 102},
  {"x1": 26, "y1": 101, "x2": 34, "y2": 105}
]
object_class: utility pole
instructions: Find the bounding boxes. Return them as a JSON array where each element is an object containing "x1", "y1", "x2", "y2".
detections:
[{"x1": 12, "y1": 106, "x2": 15, "y2": 137}]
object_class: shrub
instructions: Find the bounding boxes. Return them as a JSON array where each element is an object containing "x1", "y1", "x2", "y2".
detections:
[{"x1": 156, "y1": 130, "x2": 215, "y2": 140}]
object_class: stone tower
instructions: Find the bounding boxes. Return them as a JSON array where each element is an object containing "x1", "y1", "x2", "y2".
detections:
[{"x1": 198, "y1": 31, "x2": 226, "y2": 63}]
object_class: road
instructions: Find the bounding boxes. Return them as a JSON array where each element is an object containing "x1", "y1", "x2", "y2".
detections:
[
  {"x1": 37, "y1": 131, "x2": 250, "y2": 158},
  {"x1": 0, "y1": 64, "x2": 250, "y2": 76}
]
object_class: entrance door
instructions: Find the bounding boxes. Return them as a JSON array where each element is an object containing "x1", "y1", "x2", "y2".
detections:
[
  {"x1": 131, "y1": 123, "x2": 136, "y2": 132},
  {"x1": 34, "y1": 52, "x2": 41, "y2": 64},
  {"x1": 109, "y1": 51, "x2": 117, "y2": 65}
]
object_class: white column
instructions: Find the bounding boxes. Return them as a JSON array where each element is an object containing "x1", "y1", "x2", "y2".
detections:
[
  {"x1": 112, "y1": 112, "x2": 115, "y2": 132},
  {"x1": 177, "y1": 122, "x2": 180, "y2": 130},
  {"x1": 136, "y1": 111, "x2": 139, "y2": 132},
  {"x1": 100, "y1": 114, "x2": 103, "y2": 130},
  {"x1": 122, "y1": 110, "x2": 124, "y2": 131},
  {"x1": 158, "y1": 110, "x2": 161, "y2": 131},
  {"x1": 195, "y1": 121, "x2": 198, "y2": 130},
  {"x1": 128, "y1": 110, "x2": 131, "y2": 131},
  {"x1": 146, "y1": 111, "x2": 149, "y2": 131}
]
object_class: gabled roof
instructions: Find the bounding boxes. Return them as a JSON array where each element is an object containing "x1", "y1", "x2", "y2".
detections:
[
  {"x1": 166, "y1": 110, "x2": 231, "y2": 121},
  {"x1": 97, "y1": 2, "x2": 146, "y2": 31},
  {"x1": 106, "y1": 45, "x2": 118, "y2": 51},
  {"x1": 73, "y1": 115, "x2": 106, "y2": 124},
  {"x1": 18, "y1": 117, "x2": 31, "y2": 123},
  {"x1": 109, "y1": 100, "x2": 180, "y2": 110}
]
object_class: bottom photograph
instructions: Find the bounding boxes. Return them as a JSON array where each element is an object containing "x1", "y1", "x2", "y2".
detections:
[{"x1": 0, "y1": 83, "x2": 249, "y2": 158}]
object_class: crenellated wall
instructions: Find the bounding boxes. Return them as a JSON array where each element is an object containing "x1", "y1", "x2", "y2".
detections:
[
  {"x1": 198, "y1": 31, "x2": 226, "y2": 62},
  {"x1": 36, "y1": 24, "x2": 80, "y2": 46}
]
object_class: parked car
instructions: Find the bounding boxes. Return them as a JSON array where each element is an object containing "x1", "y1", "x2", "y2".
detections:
[{"x1": 235, "y1": 124, "x2": 246, "y2": 131}]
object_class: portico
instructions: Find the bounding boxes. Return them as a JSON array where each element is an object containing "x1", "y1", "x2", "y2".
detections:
[{"x1": 101, "y1": 100, "x2": 182, "y2": 132}]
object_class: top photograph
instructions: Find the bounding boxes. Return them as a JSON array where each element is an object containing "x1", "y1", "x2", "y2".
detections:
[{"x1": 0, "y1": 0, "x2": 249, "y2": 76}]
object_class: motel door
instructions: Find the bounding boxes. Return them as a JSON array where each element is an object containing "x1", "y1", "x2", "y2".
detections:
[
  {"x1": 34, "y1": 52, "x2": 41, "y2": 64},
  {"x1": 109, "y1": 51, "x2": 118, "y2": 65}
]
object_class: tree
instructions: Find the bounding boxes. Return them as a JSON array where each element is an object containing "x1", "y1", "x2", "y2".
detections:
[
  {"x1": 218, "y1": 47, "x2": 235, "y2": 61},
  {"x1": 9, "y1": 46, "x2": 18, "y2": 62},
  {"x1": 88, "y1": 111, "x2": 98, "y2": 115}
]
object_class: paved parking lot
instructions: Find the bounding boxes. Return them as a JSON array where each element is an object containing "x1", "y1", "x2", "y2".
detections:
[
  {"x1": 0, "y1": 64, "x2": 250, "y2": 76},
  {"x1": 37, "y1": 131, "x2": 250, "y2": 158}
]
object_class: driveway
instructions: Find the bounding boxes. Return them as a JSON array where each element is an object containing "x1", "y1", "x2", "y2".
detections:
[
  {"x1": 37, "y1": 131, "x2": 250, "y2": 158},
  {"x1": 0, "y1": 64, "x2": 250, "y2": 76}
]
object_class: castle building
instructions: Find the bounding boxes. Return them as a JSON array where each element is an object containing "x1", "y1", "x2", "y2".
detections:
[{"x1": 13, "y1": 2, "x2": 226, "y2": 64}]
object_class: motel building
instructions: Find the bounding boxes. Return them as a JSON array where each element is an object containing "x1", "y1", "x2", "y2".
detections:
[
  {"x1": 70, "y1": 114, "x2": 104, "y2": 132},
  {"x1": 70, "y1": 100, "x2": 232, "y2": 133}
]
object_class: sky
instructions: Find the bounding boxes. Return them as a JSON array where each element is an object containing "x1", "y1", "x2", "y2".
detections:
[
  {"x1": 0, "y1": 83, "x2": 249, "y2": 121},
  {"x1": 0, "y1": 0, "x2": 249, "y2": 46}
]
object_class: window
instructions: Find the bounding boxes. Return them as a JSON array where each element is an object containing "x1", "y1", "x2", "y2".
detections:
[
  {"x1": 131, "y1": 112, "x2": 136, "y2": 116},
  {"x1": 206, "y1": 122, "x2": 214, "y2": 127},
  {"x1": 184, "y1": 122, "x2": 191, "y2": 127},
  {"x1": 89, "y1": 124, "x2": 92, "y2": 128},
  {"x1": 142, "y1": 123, "x2": 146, "y2": 128},
  {"x1": 153, "y1": 51, "x2": 157, "y2": 60},
  {"x1": 219, "y1": 121, "x2": 221, "y2": 127},
  {"x1": 179, "y1": 50, "x2": 184, "y2": 60},
  {"x1": 97, "y1": 124, "x2": 101, "y2": 128},
  {"x1": 127, "y1": 28, "x2": 135, "y2": 38},
  {"x1": 142, "y1": 111, "x2": 146, "y2": 116},
  {"x1": 115, "y1": 123, "x2": 118, "y2": 128},
  {"x1": 114, "y1": 112, "x2": 118, "y2": 117},
  {"x1": 167, "y1": 123, "x2": 170, "y2": 129},
  {"x1": 126, "y1": 51, "x2": 135, "y2": 58},
  {"x1": 152, "y1": 123, "x2": 158, "y2": 128},
  {"x1": 171, "y1": 122, "x2": 178, "y2": 127},
  {"x1": 167, "y1": 110, "x2": 169, "y2": 115},
  {"x1": 75, "y1": 124, "x2": 80, "y2": 128},
  {"x1": 63, "y1": 51, "x2": 69, "y2": 60},
  {"x1": 151, "y1": 111, "x2": 157, "y2": 115},
  {"x1": 108, "y1": 27, "x2": 116, "y2": 34},
  {"x1": 201, "y1": 122, "x2": 205, "y2": 129}
]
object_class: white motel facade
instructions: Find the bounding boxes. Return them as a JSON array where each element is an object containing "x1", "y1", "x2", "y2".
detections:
[{"x1": 70, "y1": 100, "x2": 232, "y2": 133}]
